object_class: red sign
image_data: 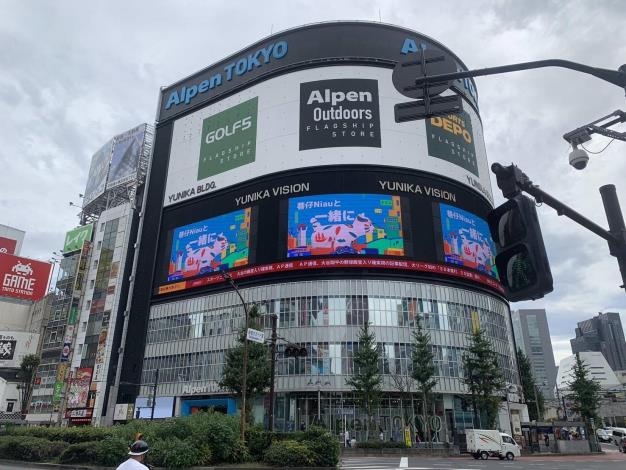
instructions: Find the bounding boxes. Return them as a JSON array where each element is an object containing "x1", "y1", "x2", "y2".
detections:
[
  {"x1": 0, "y1": 253, "x2": 51, "y2": 301},
  {"x1": 158, "y1": 258, "x2": 504, "y2": 295},
  {"x1": 0, "y1": 236, "x2": 17, "y2": 255}
]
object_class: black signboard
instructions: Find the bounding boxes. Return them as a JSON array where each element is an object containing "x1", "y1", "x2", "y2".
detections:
[
  {"x1": 299, "y1": 79, "x2": 381, "y2": 150},
  {"x1": 0, "y1": 340, "x2": 16, "y2": 360}
]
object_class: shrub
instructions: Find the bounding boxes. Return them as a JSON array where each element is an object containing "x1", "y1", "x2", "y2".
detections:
[
  {"x1": 246, "y1": 425, "x2": 273, "y2": 459},
  {"x1": 186, "y1": 411, "x2": 240, "y2": 462},
  {"x1": 58, "y1": 441, "x2": 99, "y2": 464},
  {"x1": 0, "y1": 435, "x2": 68, "y2": 461},
  {"x1": 303, "y1": 427, "x2": 340, "y2": 467},
  {"x1": 94, "y1": 436, "x2": 129, "y2": 467},
  {"x1": 356, "y1": 441, "x2": 408, "y2": 448},
  {"x1": 149, "y1": 438, "x2": 201, "y2": 468},
  {"x1": 264, "y1": 440, "x2": 315, "y2": 467},
  {"x1": 7, "y1": 426, "x2": 112, "y2": 444}
]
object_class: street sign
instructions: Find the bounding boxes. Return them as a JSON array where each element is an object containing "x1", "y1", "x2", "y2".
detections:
[
  {"x1": 392, "y1": 47, "x2": 457, "y2": 99},
  {"x1": 246, "y1": 328, "x2": 265, "y2": 343},
  {"x1": 394, "y1": 95, "x2": 462, "y2": 122}
]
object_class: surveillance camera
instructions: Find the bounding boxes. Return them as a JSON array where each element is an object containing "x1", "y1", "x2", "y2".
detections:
[{"x1": 569, "y1": 146, "x2": 589, "y2": 170}]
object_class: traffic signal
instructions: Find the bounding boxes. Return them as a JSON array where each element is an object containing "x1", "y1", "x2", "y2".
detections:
[
  {"x1": 488, "y1": 194, "x2": 553, "y2": 301},
  {"x1": 284, "y1": 346, "x2": 308, "y2": 358}
]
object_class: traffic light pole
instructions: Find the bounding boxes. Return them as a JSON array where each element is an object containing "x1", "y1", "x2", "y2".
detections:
[
  {"x1": 268, "y1": 313, "x2": 277, "y2": 431},
  {"x1": 492, "y1": 163, "x2": 626, "y2": 291}
]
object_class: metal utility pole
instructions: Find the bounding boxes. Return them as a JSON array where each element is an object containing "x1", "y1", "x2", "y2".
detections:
[
  {"x1": 491, "y1": 163, "x2": 626, "y2": 292},
  {"x1": 150, "y1": 368, "x2": 159, "y2": 421},
  {"x1": 268, "y1": 313, "x2": 277, "y2": 431},
  {"x1": 221, "y1": 271, "x2": 250, "y2": 442}
]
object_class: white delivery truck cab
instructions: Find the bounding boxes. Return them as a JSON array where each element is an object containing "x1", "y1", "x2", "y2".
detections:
[{"x1": 466, "y1": 429, "x2": 521, "y2": 460}]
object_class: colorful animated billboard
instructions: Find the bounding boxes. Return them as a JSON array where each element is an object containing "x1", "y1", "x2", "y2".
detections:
[
  {"x1": 287, "y1": 193, "x2": 404, "y2": 257},
  {"x1": 168, "y1": 208, "x2": 251, "y2": 281},
  {"x1": 439, "y1": 203, "x2": 498, "y2": 279}
]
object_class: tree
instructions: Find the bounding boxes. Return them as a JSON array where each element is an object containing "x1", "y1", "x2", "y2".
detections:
[
  {"x1": 463, "y1": 328, "x2": 505, "y2": 428},
  {"x1": 566, "y1": 353, "x2": 601, "y2": 422},
  {"x1": 411, "y1": 315, "x2": 438, "y2": 444},
  {"x1": 17, "y1": 354, "x2": 40, "y2": 416},
  {"x1": 346, "y1": 322, "x2": 382, "y2": 441},
  {"x1": 517, "y1": 349, "x2": 544, "y2": 421},
  {"x1": 219, "y1": 304, "x2": 271, "y2": 423}
]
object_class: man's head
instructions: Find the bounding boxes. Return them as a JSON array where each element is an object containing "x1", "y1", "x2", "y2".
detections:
[{"x1": 128, "y1": 440, "x2": 149, "y2": 462}]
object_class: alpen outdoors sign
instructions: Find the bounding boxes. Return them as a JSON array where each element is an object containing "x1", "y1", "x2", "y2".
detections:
[{"x1": 299, "y1": 79, "x2": 381, "y2": 150}]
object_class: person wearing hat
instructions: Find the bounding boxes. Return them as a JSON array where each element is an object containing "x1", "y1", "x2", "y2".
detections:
[{"x1": 116, "y1": 440, "x2": 150, "y2": 470}]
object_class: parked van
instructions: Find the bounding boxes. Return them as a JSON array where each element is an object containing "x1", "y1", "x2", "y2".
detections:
[{"x1": 466, "y1": 429, "x2": 521, "y2": 460}]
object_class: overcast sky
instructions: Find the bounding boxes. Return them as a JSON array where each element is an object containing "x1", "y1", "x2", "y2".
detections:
[{"x1": 2, "y1": 0, "x2": 625, "y2": 363}]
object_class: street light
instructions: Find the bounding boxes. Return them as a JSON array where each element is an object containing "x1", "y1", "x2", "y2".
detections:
[
  {"x1": 119, "y1": 368, "x2": 159, "y2": 421},
  {"x1": 221, "y1": 271, "x2": 250, "y2": 442}
]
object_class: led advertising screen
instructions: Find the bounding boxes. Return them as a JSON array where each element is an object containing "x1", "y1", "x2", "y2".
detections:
[
  {"x1": 168, "y1": 208, "x2": 251, "y2": 282},
  {"x1": 439, "y1": 203, "x2": 498, "y2": 279},
  {"x1": 287, "y1": 193, "x2": 404, "y2": 257}
]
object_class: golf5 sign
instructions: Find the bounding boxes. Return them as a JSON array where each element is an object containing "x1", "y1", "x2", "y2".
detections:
[{"x1": 199, "y1": 97, "x2": 258, "y2": 180}]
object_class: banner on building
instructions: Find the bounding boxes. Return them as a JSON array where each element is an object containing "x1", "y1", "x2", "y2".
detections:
[
  {"x1": 63, "y1": 225, "x2": 94, "y2": 254},
  {"x1": 0, "y1": 332, "x2": 39, "y2": 368},
  {"x1": 83, "y1": 139, "x2": 113, "y2": 206},
  {"x1": 0, "y1": 253, "x2": 52, "y2": 301},
  {"x1": 66, "y1": 368, "x2": 92, "y2": 409},
  {"x1": 107, "y1": 124, "x2": 147, "y2": 189}
]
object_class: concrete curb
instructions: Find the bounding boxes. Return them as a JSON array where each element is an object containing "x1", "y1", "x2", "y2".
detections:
[{"x1": 0, "y1": 461, "x2": 337, "y2": 470}]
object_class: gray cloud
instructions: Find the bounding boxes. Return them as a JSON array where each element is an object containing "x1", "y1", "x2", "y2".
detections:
[{"x1": 1, "y1": 0, "x2": 624, "y2": 353}]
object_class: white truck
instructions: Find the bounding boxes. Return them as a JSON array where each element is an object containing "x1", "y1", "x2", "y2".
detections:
[{"x1": 466, "y1": 429, "x2": 521, "y2": 460}]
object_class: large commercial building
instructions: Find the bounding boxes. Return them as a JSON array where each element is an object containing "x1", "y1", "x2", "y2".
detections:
[
  {"x1": 511, "y1": 309, "x2": 557, "y2": 400},
  {"x1": 570, "y1": 312, "x2": 626, "y2": 372},
  {"x1": 112, "y1": 22, "x2": 525, "y2": 443},
  {"x1": 26, "y1": 124, "x2": 153, "y2": 425},
  {"x1": 0, "y1": 226, "x2": 50, "y2": 424}
]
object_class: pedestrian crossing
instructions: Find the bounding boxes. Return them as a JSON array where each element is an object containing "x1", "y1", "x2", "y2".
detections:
[{"x1": 341, "y1": 457, "x2": 405, "y2": 469}]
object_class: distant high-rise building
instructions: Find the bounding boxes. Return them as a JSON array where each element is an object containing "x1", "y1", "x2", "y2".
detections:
[
  {"x1": 511, "y1": 309, "x2": 558, "y2": 400},
  {"x1": 570, "y1": 312, "x2": 626, "y2": 371}
]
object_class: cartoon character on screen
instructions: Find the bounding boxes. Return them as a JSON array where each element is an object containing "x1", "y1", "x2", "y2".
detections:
[
  {"x1": 183, "y1": 233, "x2": 229, "y2": 275},
  {"x1": 458, "y1": 229, "x2": 492, "y2": 272},
  {"x1": 310, "y1": 213, "x2": 375, "y2": 254}
]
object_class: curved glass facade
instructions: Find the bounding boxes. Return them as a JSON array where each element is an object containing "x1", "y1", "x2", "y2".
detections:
[{"x1": 140, "y1": 279, "x2": 517, "y2": 398}]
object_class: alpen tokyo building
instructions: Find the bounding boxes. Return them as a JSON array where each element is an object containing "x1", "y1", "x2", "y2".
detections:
[{"x1": 113, "y1": 22, "x2": 527, "y2": 443}]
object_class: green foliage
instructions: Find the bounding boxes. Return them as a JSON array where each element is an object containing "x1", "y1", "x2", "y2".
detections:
[
  {"x1": 219, "y1": 304, "x2": 271, "y2": 419},
  {"x1": 517, "y1": 348, "x2": 545, "y2": 421},
  {"x1": 9, "y1": 425, "x2": 112, "y2": 443},
  {"x1": 94, "y1": 437, "x2": 129, "y2": 467},
  {"x1": 356, "y1": 441, "x2": 408, "y2": 448},
  {"x1": 0, "y1": 435, "x2": 67, "y2": 461},
  {"x1": 149, "y1": 438, "x2": 201, "y2": 468},
  {"x1": 58, "y1": 441, "x2": 99, "y2": 464},
  {"x1": 411, "y1": 315, "x2": 438, "y2": 442},
  {"x1": 246, "y1": 424, "x2": 272, "y2": 459},
  {"x1": 302, "y1": 426, "x2": 340, "y2": 467},
  {"x1": 185, "y1": 410, "x2": 240, "y2": 462},
  {"x1": 566, "y1": 353, "x2": 602, "y2": 422},
  {"x1": 346, "y1": 322, "x2": 383, "y2": 439},
  {"x1": 264, "y1": 440, "x2": 315, "y2": 467},
  {"x1": 18, "y1": 354, "x2": 40, "y2": 415},
  {"x1": 463, "y1": 328, "x2": 505, "y2": 428}
]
